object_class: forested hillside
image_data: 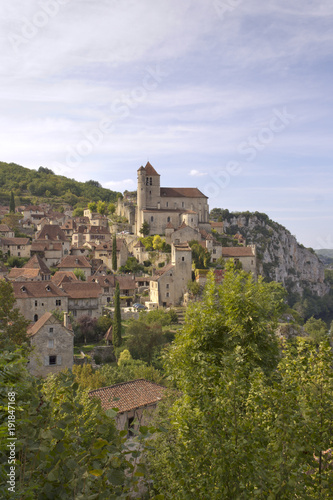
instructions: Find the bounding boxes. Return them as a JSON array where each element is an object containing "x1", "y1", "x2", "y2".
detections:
[{"x1": 0, "y1": 161, "x2": 119, "y2": 207}]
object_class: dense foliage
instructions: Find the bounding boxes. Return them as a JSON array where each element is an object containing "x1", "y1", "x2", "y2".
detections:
[
  {"x1": 0, "y1": 161, "x2": 119, "y2": 207},
  {"x1": 146, "y1": 265, "x2": 333, "y2": 498}
]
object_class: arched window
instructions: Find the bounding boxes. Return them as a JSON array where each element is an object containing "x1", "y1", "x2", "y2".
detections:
[{"x1": 34, "y1": 314, "x2": 38, "y2": 322}]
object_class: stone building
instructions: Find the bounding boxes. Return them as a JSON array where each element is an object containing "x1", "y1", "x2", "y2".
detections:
[
  {"x1": 150, "y1": 243, "x2": 192, "y2": 307},
  {"x1": 89, "y1": 379, "x2": 166, "y2": 433},
  {"x1": 7, "y1": 254, "x2": 51, "y2": 282},
  {"x1": 12, "y1": 281, "x2": 69, "y2": 323},
  {"x1": 0, "y1": 237, "x2": 31, "y2": 258},
  {"x1": 57, "y1": 255, "x2": 92, "y2": 279},
  {"x1": 59, "y1": 281, "x2": 103, "y2": 319},
  {"x1": 117, "y1": 162, "x2": 209, "y2": 236},
  {"x1": 27, "y1": 312, "x2": 74, "y2": 377},
  {"x1": 221, "y1": 246, "x2": 257, "y2": 277}
]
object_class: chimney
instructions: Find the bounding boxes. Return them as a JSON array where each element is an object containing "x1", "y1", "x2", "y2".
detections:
[{"x1": 63, "y1": 312, "x2": 68, "y2": 328}]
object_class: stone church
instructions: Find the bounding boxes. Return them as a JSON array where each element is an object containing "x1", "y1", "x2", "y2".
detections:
[{"x1": 118, "y1": 162, "x2": 210, "y2": 236}]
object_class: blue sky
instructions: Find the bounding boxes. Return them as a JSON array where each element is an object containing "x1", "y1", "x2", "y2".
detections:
[{"x1": 1, "y1": 0, "x2": 332, "y2": 248}]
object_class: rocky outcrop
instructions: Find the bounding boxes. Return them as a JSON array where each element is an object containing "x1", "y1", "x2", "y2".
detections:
[{"x1": 222, "y1": 213, "x2": 329, "y2": 297}]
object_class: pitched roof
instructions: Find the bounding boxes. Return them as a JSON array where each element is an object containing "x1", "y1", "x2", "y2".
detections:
[
  {"x1": 37, "y1": 224, "x2": 67, "y2": 242},
  {"x1": 89, "y1": 275, "x2": 115, "y2": 287},
  {"x1": 60, "y1": 281, "x2": 102, "y2": 299},
  {"x1": 89, "y1": 379, "x2": 166, "y2": 413},
  {"x1": 27, "y1": 312, "x2": 73, "y2": 337},
  {"x1": 0, "y1": 237, "x2": 30, "y2": 245},
  {"x1": 7, "y1": 268, "x2": 41, "y2": 280},
  {"x1": 58, "y1": 255, "x2": 92, "y2": 269},
  {"x1": 12, "y1": 281, "x2": 68, "y2": 299},
  {"x1": 23, "y1": 254, "x2": 51, "y2": 274},
  {"x1": 160, "y1": 187, "x2": 207, "y2": 199},
  {"x1": 133, "y1": 240, "x2": 145, "y2": 248},
  {"x1": 0, "y1": 224, "x2": 13, "y2": 232},
  {"x1": 222, "y1": 246, "x2": 255, "y2": 257},
  {"x1": 52, "y1": 271, "x2": 78, "y2": 286},
  {"x1": 116, "y1": 275, "x2": 136, "y2": 290},
  {"x1": 144, "y1": 162, "x2": 159, "y2": 176},
  {"x1": 151, "y1": 263, "x2": 175, "y2": 280},
  {"x1": 31, "y1": 241, "x2": 63, "y2": 251}
]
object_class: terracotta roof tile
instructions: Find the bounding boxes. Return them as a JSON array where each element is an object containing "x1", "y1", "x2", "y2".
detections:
[
  {"x1": 222, "y1": 246, "x2": 255, "y2": 257},
  {"x1": 144, "y1": 162, "x2": 160, "y2": 176},
  {"x1": 160, "y1": 187, "x2": 207, "y2": 198},
  {"x1": 37, "y1": 224, "x2": 67, "y2": 242},
  {"x1": 58, "y1": 255, "x2": 92, "y2": 268},
  {"x1": 23, "y1": 254, "x2": 51, "y2": 274},
  {"x1": 12, "y1": 281, "x2": 68, "y2": 299},
  {"x1": 1, "y1": 237, "x2": 30, "y2": 245},
  {"x1": 89, "y1": 379, "x2": 166, "y2": 413},
  {"x1": 60, "y1": 281, "x2": 102, "y2": 299}
]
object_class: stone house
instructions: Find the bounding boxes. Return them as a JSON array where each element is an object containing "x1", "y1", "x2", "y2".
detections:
[
  {"x1": 21, "y1": 205, "x2": 44, "y2": 221},
  {"x1": 130, "y1": 162, "x2": 210, "y2": 236},
  {"x1": 88, "y1": 274, "x2": 115, "y2": 308},
  {"x1": 59, "y1": 281, "x2": 103, "y2": 319},
  {"x1": 150, "y1": 243, "x2": 192, "y2": 307},
  {"x1": 0, "y1": 224, "x2": 15, "y2": 238},
  {"x1": 30, "y1": 241, "x2": 63, "y2": 267},
  {"x1": 94, "y1": 238, "x2": 129, "y2": 270},
  {"x1": 27, "y1": 312, "x2": 74, "y2": 377},
  {"x1": 0, "y1": 237, "x2": 31, "y2": 258},
  {"x1": 221, "y1": 246, "x2": 257, "y2": 277},
  {"x1": 89, "y1": 379, "x2": 166, "y2": 433},
  {"x1": 7, "y1": 254, "x2": 51, "y2": 282},
  {"x1": 35, "y1": 224, "x2": 70, "y2": 254},
  {"x1": 12, "y1": 281, "x2": 69, "y2": 323},
  {"x1": 57, "y1": 255, "x2": 92, "y2": 279}
]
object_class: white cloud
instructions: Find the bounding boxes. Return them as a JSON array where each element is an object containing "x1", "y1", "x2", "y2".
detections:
[
  {"x1": 189, "y1": 169, "x2": 208, "y2": 177},
  {"x1": 102, "y1": 179, "x2": 135, "y2": 191}
]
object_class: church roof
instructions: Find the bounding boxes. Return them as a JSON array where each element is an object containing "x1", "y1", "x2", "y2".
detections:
[
  {"x1": 144, "y1": 162, "x2": 160, "y2": 176},
  {"x1": 160, "y1": 187, "x2": 207, "y2": 199}
]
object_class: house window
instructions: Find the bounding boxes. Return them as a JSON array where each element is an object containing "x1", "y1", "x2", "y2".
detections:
[
  {"x1": 49, "y1": 327, "x2": 53, "y2": 333},
  {"x1": 181, "y1": 202, "x2": 184, "y2": 208},
  {"x1": 167, "y1": 217, "x2": 170, "y2": 223},
  {"x1": 166, "y1": 292, "x2": 170, "y2": 298},
  {"x1": 35, "y1": 300, "x2": 38, "y2": 307},
  {"x1": 166, "y1": 283, "x2": 169, "y2": 289},
  {"x1": 151, "y1": 216, "x2": 154, "y2": 222},
  {"x1": 73, "y1": 310, "x2": 77, "y2": 317},
  {"x1": 182, "y1": 256, "x2": 185, "y2": 262},
  {"x1": 213, "y1": 249, "x2": 216, "y2": 254},
  {"x1": 56, "y1": 300, "x2": 61, "y2": 306},
  {"x1": 48, "y1": 339, "x2": 54, "y2": 348},
  {"x1": 146, "y1": 177, "x2": 149, "y2": 185},
  {"x1": 107, "y1": 297, "x2": 111, "y2": 303},
  {"x1": 34, "y1": 314, "x2": 38, "y2": 322},
  {"x1": 18, "y1": 252, "x2": 21, "y2": 257},
  {"x1": 49, "y1": 355, "x2": 57, "y2": 365},
  {"x1": 166, "y1": 202, "x2": 169, "y2": 208},
  {"x1": 150, "y1": 177, "x2": 152, "y2": 185}
]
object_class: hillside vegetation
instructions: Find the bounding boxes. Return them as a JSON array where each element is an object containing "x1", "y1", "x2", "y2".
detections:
[{"x1": 0, "y1": 161, "x2": 119, "y2": 208}]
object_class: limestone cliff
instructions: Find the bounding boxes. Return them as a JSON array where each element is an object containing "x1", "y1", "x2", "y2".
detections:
[{"x1": 221, "y1": 212, "x2": 329, "y2": 297}]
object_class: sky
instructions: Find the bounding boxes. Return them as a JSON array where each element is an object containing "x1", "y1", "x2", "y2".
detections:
[{"x1": 0, "y1": 0, "x2": 332, "y2": 249}]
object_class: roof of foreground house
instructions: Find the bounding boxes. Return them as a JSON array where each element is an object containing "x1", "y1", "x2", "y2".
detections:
[{"x1": 89, "y1": 379, "x2": 166, "y2": 413}]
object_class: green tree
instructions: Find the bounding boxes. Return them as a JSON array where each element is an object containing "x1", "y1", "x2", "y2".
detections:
[
  {"x1": 140, "y1": 220, "x2": 150, "y2": 236},
  {"x1": 112, "y1": 282, "x2": 122, "y2": 347},
  {"x1": 304, "y1": 316, "x2": 328, "y2": 343},
  {"x1": 87, "y1": 201, "x2": 97, "y2": 212},
  {"x1": 73, "y1": 267, "x2": 86, "y2": 281},
  {"x1": 189, "y1": 239, "x2": 211, "y2": 268},
  {"x1": 108, "y1": 202, "x2": 116, "y2": 215},
  {"x1": 9, "y1": 191, "x2": 15, "y2": 213},
  {"x1": 97, "y1": 200, "x2": 107, "y2": 215},
  {"x1": 112, "y1": 234, "x2": 117, "y2": 271},
  {"x1": 0, "y1": 350, "x2": 148, "y2": 499},
  {"x1": 153, "y1": 234, "x2": 164, "y2": 252},
  {"x1": 126, "y1": 320, "x2": 166, "y2": 365},
  {"x1": 72, "y1": 207, "x2": 84, "y2": 217},
  {"x1": 0, "y1": 280, "x2": 30, "y2": 350}
]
